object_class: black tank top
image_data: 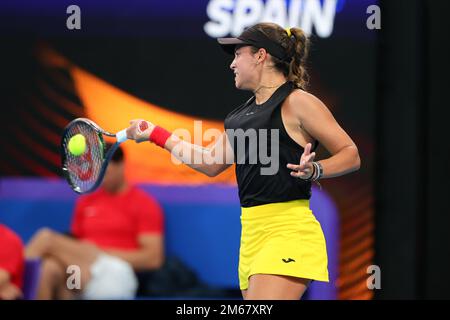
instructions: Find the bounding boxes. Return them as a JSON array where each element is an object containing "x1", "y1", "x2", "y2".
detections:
[{"x1": 224, "y1": 81, "x2": 318, "y2": 207}]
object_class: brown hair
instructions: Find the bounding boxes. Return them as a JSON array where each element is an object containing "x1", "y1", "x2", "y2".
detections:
[{"x1": 251, "y1": 22, "x2": 310, "y2": 90}]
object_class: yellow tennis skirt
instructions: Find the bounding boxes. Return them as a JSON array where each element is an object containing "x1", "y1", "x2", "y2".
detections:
[{"x1": 239, "y1": 199, "x2": 329, "y2": 290}]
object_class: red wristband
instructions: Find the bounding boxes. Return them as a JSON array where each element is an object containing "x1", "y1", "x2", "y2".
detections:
[{"x1": 149, "y1": 126, "x2": 171, "y2": 148}]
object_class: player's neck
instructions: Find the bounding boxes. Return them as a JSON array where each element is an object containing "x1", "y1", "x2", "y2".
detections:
[
  {"x1": 105, "y1": 182, "x2": 129, "y2": 195},
  {"x1": 253, "y1": 74, "x2": 287, "y2": 105}
]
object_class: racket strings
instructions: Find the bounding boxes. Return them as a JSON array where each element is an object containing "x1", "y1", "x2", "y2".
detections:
[{"x1": 62, "y1": 122, "x2": 104, "y2": 193}]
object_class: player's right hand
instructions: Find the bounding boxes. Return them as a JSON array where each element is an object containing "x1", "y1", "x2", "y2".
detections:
[{"x1": 126, "y1": 119, "x2": 155, "y2": 143}]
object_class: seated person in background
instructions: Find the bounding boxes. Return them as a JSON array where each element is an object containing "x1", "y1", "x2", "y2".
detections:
[
  {"x1": 0, "y1": 223, "x2": 24, "y2": 300},
  {"x1": 26, "y1": 143, "x2": 165, "y2": 299}
]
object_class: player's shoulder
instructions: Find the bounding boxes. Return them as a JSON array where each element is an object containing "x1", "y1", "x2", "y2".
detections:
[
  {"x1": 286, "y1": 89, "x2": 329, "y2": 117},
  {"x1": 288, "y1": 89, "x2": 323, "y2": 107},
  {"x1": 128, "y1": 186, "x2": 163, "y2": 215},
  {"x1": 128, "y1": 185, "x2": 159, "y2": 203}
]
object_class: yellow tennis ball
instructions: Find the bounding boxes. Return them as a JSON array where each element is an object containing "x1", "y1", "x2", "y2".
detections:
[{"x1": 68, "y1": 134, "x2": 86, "y2": 156}]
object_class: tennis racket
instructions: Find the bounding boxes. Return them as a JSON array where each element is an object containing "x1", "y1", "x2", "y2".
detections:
[{"x1": 61, "y1": 118, "x2": 129, "y2": 194}]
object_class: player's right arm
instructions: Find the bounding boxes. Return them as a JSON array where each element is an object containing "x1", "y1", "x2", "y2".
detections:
[{"x1": 126, "y1": 120, "x2": 234, "y2": 177}]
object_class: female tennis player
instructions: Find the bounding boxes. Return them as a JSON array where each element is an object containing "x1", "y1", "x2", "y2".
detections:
[{"x1": 126, "y1": 22, "x2": 360, "y2": 300}]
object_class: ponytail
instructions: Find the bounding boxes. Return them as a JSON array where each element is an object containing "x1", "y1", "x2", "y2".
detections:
[
  {"x1": 287, "y1": 27, "x2": 310, "y2": 90},
  {"x1": 252, "y1": 23, "x2": 311, "y2": 91}
]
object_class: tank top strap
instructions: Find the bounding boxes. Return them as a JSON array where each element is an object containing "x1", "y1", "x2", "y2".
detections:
[{"x1": 263, "y1": 81, "x2": 295, "y2": 110}]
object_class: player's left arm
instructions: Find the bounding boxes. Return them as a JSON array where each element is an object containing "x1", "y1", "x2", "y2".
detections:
[{"x1": 287, "y1": 91, "x2": 361, "y2": 179}]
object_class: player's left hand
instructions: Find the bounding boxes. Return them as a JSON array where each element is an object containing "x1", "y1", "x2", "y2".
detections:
[{"x1": 287, "y1": 143, "x2": 316, "y2": 180}]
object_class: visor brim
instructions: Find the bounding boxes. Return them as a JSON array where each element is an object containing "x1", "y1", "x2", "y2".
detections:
[{"x1": 217, "y1": 38, "x2": 248, "y2": 55}]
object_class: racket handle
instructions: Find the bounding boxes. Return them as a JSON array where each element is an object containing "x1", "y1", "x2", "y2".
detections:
[{"x1": 116, "y1": 129, "x2": 128, "y2": 143}]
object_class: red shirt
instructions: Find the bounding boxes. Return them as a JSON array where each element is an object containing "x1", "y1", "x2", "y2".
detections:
[
  {"x1": 71, "y1": 186, "x2": 164, "y2": 250},
  {"x1": 0, "y1": 224, "x2": 24, "y2": 289}
]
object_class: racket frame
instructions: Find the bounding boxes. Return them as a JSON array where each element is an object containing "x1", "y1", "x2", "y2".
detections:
[{"x1": 61, "y1": 118, "x2": 127, "y2": 194}]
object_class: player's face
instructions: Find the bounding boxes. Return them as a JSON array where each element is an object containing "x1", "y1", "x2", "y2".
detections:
[
  {"x1": 102, "y1": 161, "x2": 125, "y2": 192},
  {"x1": 230, "y1": 46, "x2": 260, "y2": 90}
]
